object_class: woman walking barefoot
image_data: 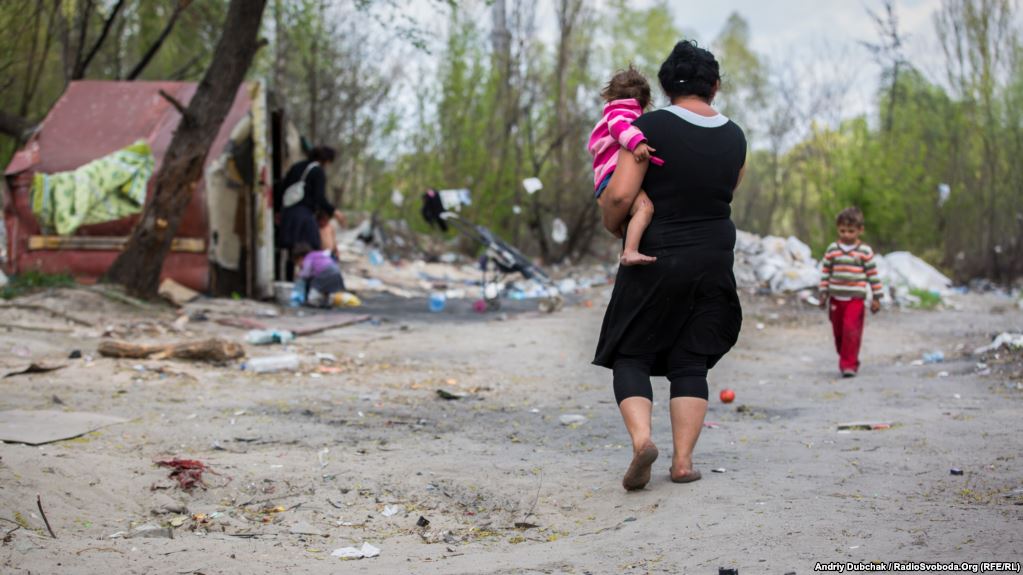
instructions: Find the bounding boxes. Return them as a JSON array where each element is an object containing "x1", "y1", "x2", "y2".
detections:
[{"x1": 593, "y1": 40, "x2": 747, "y2": 490}]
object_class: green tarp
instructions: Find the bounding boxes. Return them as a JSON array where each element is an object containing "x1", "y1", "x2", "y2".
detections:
[{"x1": 32, "y1": 140, "x2": 154, "y2": 235}]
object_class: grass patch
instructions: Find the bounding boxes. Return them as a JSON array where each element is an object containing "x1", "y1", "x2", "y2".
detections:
[
  {"x1": 909, "y1": 288, "x2": 942, "y2": 310},
  {"x1": 1, "y1": 270, "x2": 76, "y2": 300}
]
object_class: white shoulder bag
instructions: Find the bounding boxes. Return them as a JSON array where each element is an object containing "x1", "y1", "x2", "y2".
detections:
[{"x1": 282, "y1": 161, "x2": 319, "y2": 208}]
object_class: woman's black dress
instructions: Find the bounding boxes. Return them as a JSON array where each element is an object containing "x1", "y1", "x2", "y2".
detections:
[
  {"x1": 593, "y1": 107, "x2": 747, "y2": 374},
  {"x1": 277, "y1": 160, "x2": 334, "y2": 250}
]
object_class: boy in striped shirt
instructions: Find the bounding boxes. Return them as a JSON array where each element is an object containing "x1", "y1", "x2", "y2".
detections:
[{"x1": 819, "y1": 207, "x2": 883, "y2": 377}]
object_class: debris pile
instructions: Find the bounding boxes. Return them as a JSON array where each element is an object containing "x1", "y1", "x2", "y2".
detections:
[
  {"x1": 733, "y1": 231, "x2": 819, "y2": 293},
  {"x1": 874, "y1": 251, "x2": 954, "y2": 304}
]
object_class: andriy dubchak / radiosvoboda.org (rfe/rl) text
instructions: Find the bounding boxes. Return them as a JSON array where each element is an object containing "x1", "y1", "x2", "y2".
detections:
[{"x1": 814, "y1": 562, "x2": 1022, "y2": 573}]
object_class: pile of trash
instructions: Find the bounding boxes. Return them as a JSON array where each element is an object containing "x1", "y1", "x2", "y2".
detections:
[
  {"x1": 333, "y1": 218, "x2": 613, "y2": 303},
  {"x1": 733, "y1": 229, "x2": 956, "y2": 304},
  {"x1": 874, "y1": 251, "x2": 954, "y2": 303},
  {"x1": 733, "y1": 231, "x2": 820, "y2": 293}
]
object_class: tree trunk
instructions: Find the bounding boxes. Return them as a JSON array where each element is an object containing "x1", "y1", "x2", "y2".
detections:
[
  {"x1": 105, "y1": 0, "x2": 268, "y2": 297},
  {"x1": 0, "y1": 110, "x2": 34, "y2": 140}
]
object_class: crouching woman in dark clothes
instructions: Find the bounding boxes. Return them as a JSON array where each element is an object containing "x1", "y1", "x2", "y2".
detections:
[{"x1": 593, "y1": 40, "x2": 747, "y2": 491}]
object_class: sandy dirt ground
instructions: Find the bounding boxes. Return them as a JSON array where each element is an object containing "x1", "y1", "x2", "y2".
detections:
[{"x1": 0, "y1": 287, "x2": 1021, "y2": 574}]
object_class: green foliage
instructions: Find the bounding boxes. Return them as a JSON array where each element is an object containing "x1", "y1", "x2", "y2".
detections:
[
  {"x1": 909, "y1": 288, "x2": 942, "y2": 310},
  {"x1": 604, "y1": 0, "x2": 682, "y2": 96},
  {"x1": 1, "y1": 271, "x2": 76, "y2": 300}
]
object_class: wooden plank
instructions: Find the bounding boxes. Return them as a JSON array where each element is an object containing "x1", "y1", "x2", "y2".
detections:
[{"x1": 28, "y1": 235, "x2": 205, "y2": 253}]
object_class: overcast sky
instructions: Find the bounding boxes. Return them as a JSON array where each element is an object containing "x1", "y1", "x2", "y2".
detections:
[
  {"x1": 394, "y1": 0, "x2": 956, "y2": 119},
  {"x1": 666, "y1": 0, "x2": 950, "y2": 116}
]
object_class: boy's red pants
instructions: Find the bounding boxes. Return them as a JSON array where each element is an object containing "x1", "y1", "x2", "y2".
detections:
[{"x1": 829, "y1": 298, "x2": 865, "y2": 373}]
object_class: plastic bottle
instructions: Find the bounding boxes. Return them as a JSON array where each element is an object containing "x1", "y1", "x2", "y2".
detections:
[
  {"x1": 243, "y1": 354, "x2": 300, "y2": 373},
  {"x1": 245, "y1": 330, "x2": 295, "y2": 345},
  {"x1": 290, "y1": 279, "x2": 307, "y2": 307},
  {"x1": 368, "y1": 250, "x2": 384, "y2": 266},
  {"x1": 428, "y1": 291, "x2": 446, "y2": 312}
]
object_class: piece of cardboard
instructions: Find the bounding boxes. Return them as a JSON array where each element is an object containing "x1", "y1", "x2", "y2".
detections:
[
  {"x1": 159, "y1": 279, "x2": 200, "y2": 306},
  {"x1": 0, "y1": 410, "x2": 128, "y2": 445}
]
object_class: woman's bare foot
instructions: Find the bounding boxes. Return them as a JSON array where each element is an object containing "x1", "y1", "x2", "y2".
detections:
[
  {"x1": 669, "y1": 457, "x2": 702, "y2": 483},
  {"x1": 620, "y1": 250, "x2": 657, "y2": 266},
  {"x1": 669, "y1": 467, "x2": 702, "y2": 483},
  {"x1": 622, "y1": 442, "x2": 659, "y2": 491}
]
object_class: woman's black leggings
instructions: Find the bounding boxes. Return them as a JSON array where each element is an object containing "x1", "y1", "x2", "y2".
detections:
[{"x1": 612, "y1": 346, "x2": 710, "y2": 404}]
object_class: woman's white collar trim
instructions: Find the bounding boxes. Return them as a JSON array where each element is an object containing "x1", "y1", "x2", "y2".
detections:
[{"x1": 663, "y1": 105, "x2": 729, "y2": 128}]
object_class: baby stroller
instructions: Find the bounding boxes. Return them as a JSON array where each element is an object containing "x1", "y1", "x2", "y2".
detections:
[{"x1": 441, "y1": 212, "x2": 563, "y2": 313}]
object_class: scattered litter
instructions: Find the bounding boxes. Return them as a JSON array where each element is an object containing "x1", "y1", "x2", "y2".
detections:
[
  {"x1": 416, "y1": 516, "x2": 430, "y2": 528},
  {"x1": 837, "y1": 422, "x2": 892, "y2": 431},
  {"x1": 331, "y1": 542, "x2": 380, "y2": 559},
  {"x1": 719, "y1": 389, "x2": 735, "y2": 403},
  {"x1": 937, "y1": 371, "x2": 949, "y2": 378},
  {"x1": 2, "y1": 363, "x2": 67, "y2": 378},
  {"x1": 243, "y1": 354, "x2": 300, "y2": 374},
  {"x1": 318, "y1": 448, "x2": 329, "y2": 468},
  {"x1": 711, "y1": 468, "x2": 727, "y2": 474},
  {"x1": 950, "y1": 468, "x2": 964, "y2": 476},
  {"x1": 922, "y1": 351, "x2": 945, "y2": 364},
  {"x1": 622, "y1": 516, "x2": 637, "y2": 523},
  {"x1": 703, "y1": 422, "x2": 721, "y2": 429},
  {"x1": 558, "y1": 414, "x2": 587, "y2": 426},
  {"x1": 110, "y1": 524, "x2": 174, "y2": 539},
  {"x1": 756, "y1": 323, "x2": 765, "y2": 330},
  {"x1": 98, "y1": 338, "x2": 244, "y2": 362},
  {"x1": 315, "y1": 352, "x2": 337, "y2": 363},
  {"x1": 332, "y1": 291, "x2": 362, "y2": 307},
  {"x1": 158, "y1": 279, "x2": 200, "y2": 306},
  {"x1": 151, "y1": 496, "x2": 188, "y2": 516},
  {"x1": 436, "y1": 389, "x2": 467, "y2": 400},
  {"x1": 68, "y1": 350, "x2": 82, "y2": 359},
  {"x1": 551, "y1": 218, "x2": 567, "y2": 244},
  {"x1": 522, "y1": 177, "x2": 543, "y2": 194},
  {"x1": 0, "y1": 409, "x2": 127, "y2": 445},
  {"x1": 719, "y1": 568, "x2": 738, "y2": 575},
  {"x1": 428, "y1": 292, "x2": 446, "y2": 313},
  {"x1": 245, "y1": 330, "x2": 295, "y2": 345},
  {"x1": 155, "y1": 458, "x2": 218, "y2": 491},
  {"x1": 974, "y1": 332, "x2": 1023, "y2": 355},
  {"x1": 381, "y1": 505, "x2": 401, "y2": 517},
  {"x1": 289, "y1": 522, "x2": 325, "y2": 536}
]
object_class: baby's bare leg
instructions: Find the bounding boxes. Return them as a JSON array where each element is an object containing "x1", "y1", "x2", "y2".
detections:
[{"x1": 620, "y1": 191, "x2": 656, "y2": 266}]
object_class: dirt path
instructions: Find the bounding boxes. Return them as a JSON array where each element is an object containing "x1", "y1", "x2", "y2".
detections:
[{"x1": 0, "y1": 289, "x2": 1020, "y2": 574}]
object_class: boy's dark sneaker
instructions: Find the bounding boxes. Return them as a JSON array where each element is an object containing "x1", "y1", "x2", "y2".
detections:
[{"x1": 841, "y1": 370, "x2": 857, "y2": 378}]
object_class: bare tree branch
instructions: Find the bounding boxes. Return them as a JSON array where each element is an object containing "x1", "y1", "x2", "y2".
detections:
[
  {"x1": 158, "y1": 89, "x2": 192, "y2": 125},
  {"x1": 125, "y1": 0, "x2": 193, "y2": 80},
  {"x1": 73, "y1": 0, "x2": 127, "y2": 79}
]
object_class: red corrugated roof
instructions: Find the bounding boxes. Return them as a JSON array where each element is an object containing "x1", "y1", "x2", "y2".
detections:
[{"x1": 5, "y1": 80, "x2": 251, "y2": 175}]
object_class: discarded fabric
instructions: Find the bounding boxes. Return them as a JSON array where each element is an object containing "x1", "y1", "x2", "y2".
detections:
[{"x1": 331, "y1": 542, "x2": 380, "y2": 559}]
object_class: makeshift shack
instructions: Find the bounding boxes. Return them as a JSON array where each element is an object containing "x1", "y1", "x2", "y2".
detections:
[{"x1": 2, "y1": 80, "x2": 300, "y2": 298}]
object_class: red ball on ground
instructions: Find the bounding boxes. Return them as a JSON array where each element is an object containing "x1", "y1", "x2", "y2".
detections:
[{"x1": 719, "y1": 389, "x2": 735, "y2": 403}]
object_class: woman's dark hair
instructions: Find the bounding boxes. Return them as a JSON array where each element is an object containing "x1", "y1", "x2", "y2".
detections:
[
  {"x1": 600, "y1": 66, "x2": 651, "y2": 109},
  {"x1": 292, "y1": 242, "x2": 313, "y2": 261},
  {"x1": 658, "y1": 40, "x2": 721, "y2": 102},
  {"x1": 309, "y1": 145, "x2": 337, "y2": 163}
]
